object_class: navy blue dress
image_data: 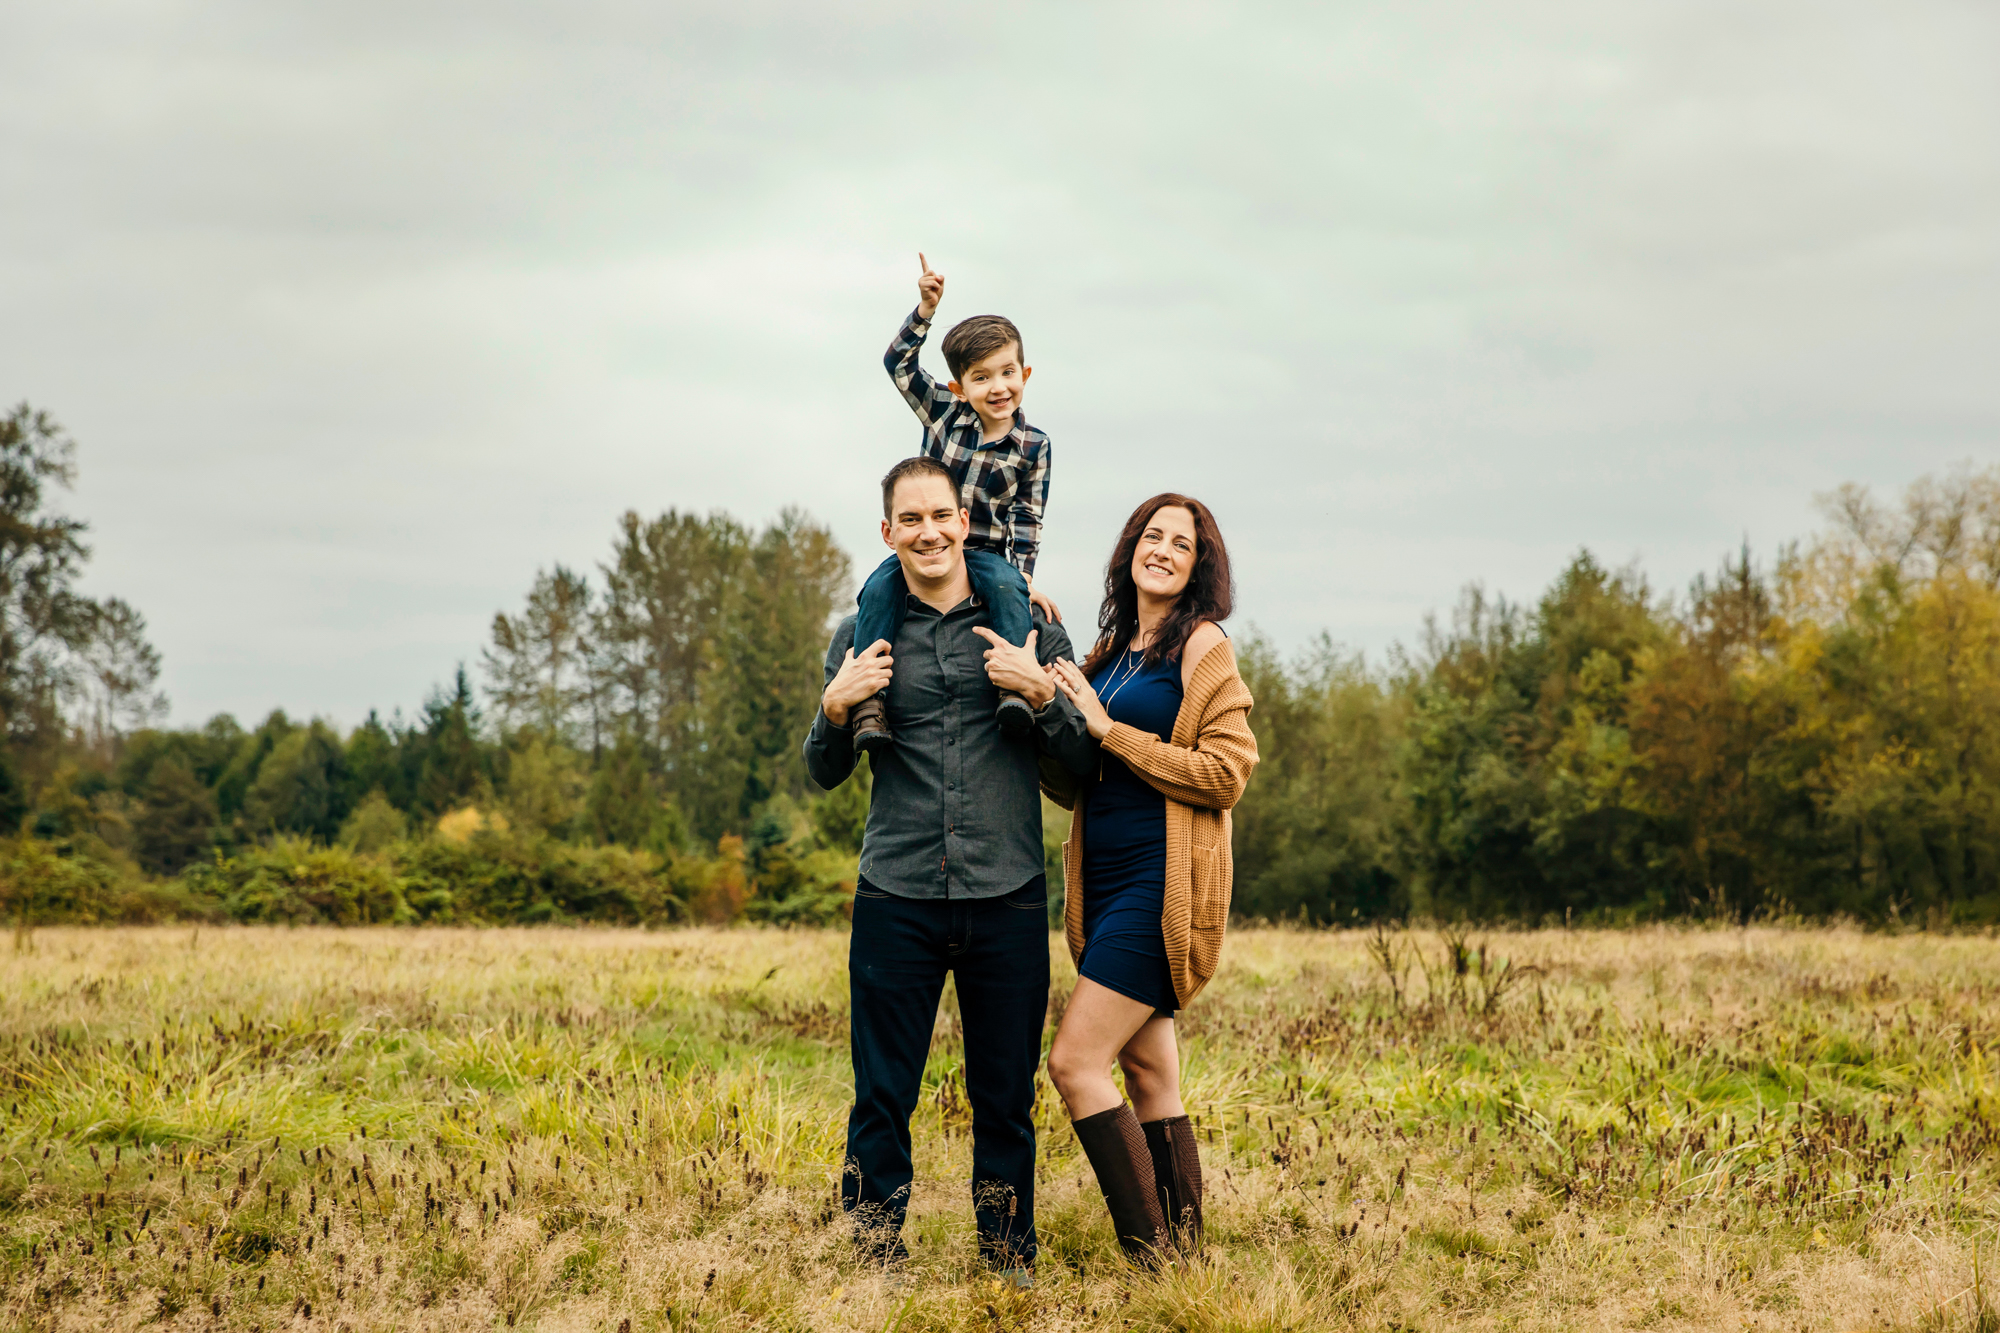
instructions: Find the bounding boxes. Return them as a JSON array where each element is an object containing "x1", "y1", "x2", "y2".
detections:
[{"x1": 1077, "y1": 648, "x2": 1184, "y2": 1016}]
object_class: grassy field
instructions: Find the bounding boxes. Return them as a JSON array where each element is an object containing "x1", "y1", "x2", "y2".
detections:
[{"x1": 2, "y1": 924, "x2": 1998, "y2": 1332}]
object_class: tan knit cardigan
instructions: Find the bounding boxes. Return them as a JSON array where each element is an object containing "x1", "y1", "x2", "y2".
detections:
[{"x1": 1041, "y1": 638, "x2": 1258, "y2": 1007}]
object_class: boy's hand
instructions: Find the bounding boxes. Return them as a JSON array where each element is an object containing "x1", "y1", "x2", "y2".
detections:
[
  {"x1": 1028, "y1": 582, "x2": 1062, "y2": 624},
  {"x1": 916, "y1": 252, "x2": 944, "y2": 319},
  {"x1": 823, "y1": 639, "x2": 894, "y2": 727}
]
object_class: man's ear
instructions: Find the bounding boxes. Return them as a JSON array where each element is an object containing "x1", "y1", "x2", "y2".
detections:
[
  {"x1": 947, "y1": 378, "x2": 965, "y2": 400},
  {"x1": 960, "y1": 509, "x2": 971, "y2": 531},
  {"x1": 880, "y1": 518, "x2": 894, "y2": 548}
]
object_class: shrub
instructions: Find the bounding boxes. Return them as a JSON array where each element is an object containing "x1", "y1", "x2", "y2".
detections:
[
  {"x1": 0, "y1": 836, "x2": 211, "y2": 924},
  {"x1": 396, "y1": 829, "x2": 677, "y2": 924},
  {"x1": 183, "y1": 837, "x2": 411, "y2": 925}
]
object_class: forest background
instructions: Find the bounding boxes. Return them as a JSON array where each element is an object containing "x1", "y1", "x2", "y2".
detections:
[{"x1": 6, "y1": 399, "x2": 2000, "y2": 932}]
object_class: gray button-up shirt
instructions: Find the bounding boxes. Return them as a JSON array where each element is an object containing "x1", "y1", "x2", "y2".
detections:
[{"x1": 804, "y1": 595, "x2": 1096, "y2": 899}]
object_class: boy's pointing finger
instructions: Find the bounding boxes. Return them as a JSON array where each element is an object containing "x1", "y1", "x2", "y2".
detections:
[{"x1": 919, "y1": 251, "x2": 932, "y2": 274}]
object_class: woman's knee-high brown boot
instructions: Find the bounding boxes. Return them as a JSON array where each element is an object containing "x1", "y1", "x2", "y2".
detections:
[
  {"x1": 1071, "y1": 1104, "x2": 1167, "y2": 1267},
  {"x1": 1141, "y1": 1115, "x2": 1204, "y2": 1254}
]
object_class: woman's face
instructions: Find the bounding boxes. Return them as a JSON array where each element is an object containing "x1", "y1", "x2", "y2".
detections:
[{"x1": 1130, "y1": 505, "x2": 1198, "y2": 601}]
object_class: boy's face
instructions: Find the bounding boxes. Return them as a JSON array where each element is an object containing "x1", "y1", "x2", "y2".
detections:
[
  {"x1": 948, "y1": 342, "x2": 1032, "y2": 434},
  {"x1": 881, "y1": 474, "x2": 970, "y2": 585}
]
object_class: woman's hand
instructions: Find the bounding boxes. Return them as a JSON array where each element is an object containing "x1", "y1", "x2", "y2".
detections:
[
  {"x1": 974, "y1": 627, "x2": 1056, "y2": 708},
  {"x1": 1050, "y1": 658, "x2": 1113, "y2": 740}
]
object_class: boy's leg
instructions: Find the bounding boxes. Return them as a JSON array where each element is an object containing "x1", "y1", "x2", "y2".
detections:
[
  {"x1": 964, "y1": 549, "x2": 1034, "y2": 646},
  {"x1": 953, "y1": 877, "x2": 1053, "y2": 1274},
  {"x1": 850, "y1": 555, "x2": 907, "y2": 751},
  {"x1": 844, "y1": 884, "x2": 949, "y2": 1263},
  {"x1": 964, "y1": 549, "x2": 1036, "y2": 737}
]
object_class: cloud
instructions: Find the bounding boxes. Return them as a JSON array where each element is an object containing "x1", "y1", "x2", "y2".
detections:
[{"x1": 2, "y1": 0, "x2": 1995, "y2": 723}]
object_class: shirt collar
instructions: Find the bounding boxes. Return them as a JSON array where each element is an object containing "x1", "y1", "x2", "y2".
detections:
[
  {"x1": 970, "y1": 410, "x2": 1028, "y2": 449},
  {"x1": 902, "y1": 591, "x2": 982, "y2": 615}
]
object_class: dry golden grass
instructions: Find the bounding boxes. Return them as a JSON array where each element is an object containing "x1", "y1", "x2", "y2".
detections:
[{"x1": 2, "y1": 923, "x2": 1999, "y2": 1331}]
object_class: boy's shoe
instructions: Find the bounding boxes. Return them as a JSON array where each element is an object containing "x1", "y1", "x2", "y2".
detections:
[
  {"x1": 995, "y1": 691, "x2": 1034, "y2": 739},
  {"x1": 852, "y1": 693, "x2": 893, "y2": 753},
  {"x1": 991, "y1": 1266, "x2": 1034, "y2": 1290}
]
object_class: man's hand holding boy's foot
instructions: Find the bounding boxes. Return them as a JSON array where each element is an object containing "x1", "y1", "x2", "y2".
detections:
[
  {"x1": 917, "y1": 252, "x2": 944, "y2": 319},
  {"x1": 975, "y1": 627, "x2": 1055, "y2": 739},
  {"x1": 825, "y1": 639, "x2": 896, "y2": 751}
]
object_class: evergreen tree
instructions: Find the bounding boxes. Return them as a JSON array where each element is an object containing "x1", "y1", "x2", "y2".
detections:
[
  {"x1": 584, "y1": 732, "x2": 655, "y2": 847},
  {"x1": 132, "y1": 758, "x2": 218, "y2": 874},
  {"x1": 239, "y1": 721, "x2": 351, "y2": 842},
  {"x1": 414, "y1": 668, "x2": 484, "y2": 816}
]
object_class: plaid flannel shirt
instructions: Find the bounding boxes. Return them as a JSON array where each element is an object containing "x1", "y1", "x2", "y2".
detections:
[{"x1": 884, "y1": 308, "x2": 1051, "y2": 578}]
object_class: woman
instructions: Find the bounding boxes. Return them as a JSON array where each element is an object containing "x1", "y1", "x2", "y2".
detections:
[{"x1": 1041, "y1": 493, "x2": 1258, "y2": 1267}]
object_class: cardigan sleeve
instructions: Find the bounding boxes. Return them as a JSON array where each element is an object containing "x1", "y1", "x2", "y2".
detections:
[{"x1": 1099, "y1": 669, "x2": 1258, "y2": 811}]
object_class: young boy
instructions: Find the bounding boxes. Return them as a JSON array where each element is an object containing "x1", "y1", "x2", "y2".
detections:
[{"x1": 848, "y1": 253, "x2": 1057, "y2": 752}]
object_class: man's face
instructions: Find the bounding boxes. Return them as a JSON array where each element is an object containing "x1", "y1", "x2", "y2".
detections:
[
  {"x1": 948, "y1": 342, "x2": 1032, "y2": 434},
  {"x1": 881, "y1": 474, "x2": 969, "y2": 584}
]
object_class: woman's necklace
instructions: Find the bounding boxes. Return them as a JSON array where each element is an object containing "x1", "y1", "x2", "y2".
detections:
[{"x1": 1099, "y1": 638, "x2": 1151, "y2": 712}]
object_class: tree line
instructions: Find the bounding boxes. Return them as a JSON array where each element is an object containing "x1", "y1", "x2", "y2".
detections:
[
  {"x1": 1236, "y1": 467, "x2": 2000, "y2": 926},
  {"x1": 4, "y1": 397, "x2": 1998, "y2": 927},
  {"x1": 0, "y1": 403, "x2": 866, "y2": 925}
]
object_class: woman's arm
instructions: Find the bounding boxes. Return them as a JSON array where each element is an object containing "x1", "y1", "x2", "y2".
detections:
[
  {"x1": 1098, "y1": 683, "x2": 1257, "y2": 810},
  {"x1": 1050, "y1": 636, "x2": 1258, "y2": 811}
]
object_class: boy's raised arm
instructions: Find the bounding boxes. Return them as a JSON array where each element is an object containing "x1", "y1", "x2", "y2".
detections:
[{"x1": 884, "y1": 252, "x2": 959, "y2": 428}]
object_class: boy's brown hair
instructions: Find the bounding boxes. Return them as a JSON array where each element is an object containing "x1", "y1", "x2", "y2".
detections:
[
  {"x1": 941, "y1": 315, "x2": 1024, "y2": 380},
  {"x1": 881, "y1": 456, "x2": 958, "y2": 519}
]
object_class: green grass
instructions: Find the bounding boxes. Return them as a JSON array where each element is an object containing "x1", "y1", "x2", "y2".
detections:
[{"x1": 2, "y1": 923, "x2": 1999, "y2": 1330}]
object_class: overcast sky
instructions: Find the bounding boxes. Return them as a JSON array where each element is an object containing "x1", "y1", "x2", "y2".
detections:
[{"x1": 4, "y1": 0, "x2": 1996, "y2": 728}]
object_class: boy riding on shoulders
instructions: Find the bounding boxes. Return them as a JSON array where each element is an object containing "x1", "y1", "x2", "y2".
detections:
[{"x1": 847, "y1": 253, "x2": 1059, "y2": 751}]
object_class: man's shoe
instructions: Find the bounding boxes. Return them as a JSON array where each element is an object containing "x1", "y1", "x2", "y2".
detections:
[
  {"x1": 992, "y1": 1266, "x2": 1034, "y2": 1290},
  {"x1": 851, "y1": 692, "x2": 893, "y2": 754},
  {"x1": 995, "y1": 691, "x2": 1034, "y2": 739}
]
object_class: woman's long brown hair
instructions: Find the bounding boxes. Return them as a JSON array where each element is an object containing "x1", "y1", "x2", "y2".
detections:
[{"x1": 1079, "y1": 493, "x2": 1234, "y2": 680}]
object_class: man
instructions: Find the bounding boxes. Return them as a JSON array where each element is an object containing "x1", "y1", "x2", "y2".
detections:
[{"x1": 804, "y1": 456, "x2": 1095, "y2": 1283}]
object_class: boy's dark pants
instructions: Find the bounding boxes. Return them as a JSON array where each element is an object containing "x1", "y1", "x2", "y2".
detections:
[
  {"x1": 844, "y1": 876, "x2": 1050, "y2": 1266},
  {"x1": 855, "y1": 548, "x2": 1032, "y2": 653}
]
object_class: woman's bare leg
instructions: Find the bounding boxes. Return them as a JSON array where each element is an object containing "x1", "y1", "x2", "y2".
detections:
[
  {"x1": 1116, "y1": 1015, "x2": 1184, "y2": 1122},
  {"x1": 1046, "y1": 978, "x2": 1159, "y2": 1120}
]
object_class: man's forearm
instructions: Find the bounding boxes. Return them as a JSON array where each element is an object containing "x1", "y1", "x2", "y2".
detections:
[
  {"x1": 1034, "y1": 691, "x2": 1096, "y2": 775},
  {"x1": 804, "y1": 710, "x2": 857, "y2": 790}
]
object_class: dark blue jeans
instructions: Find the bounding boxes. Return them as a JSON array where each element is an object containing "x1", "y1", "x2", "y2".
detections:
[
  {"x1": 855, "y1": 548, "x2": 1033, "y2": 656},
  {"x1": 844, "y1": 875, "x2": 1050, "y2": 1266}
]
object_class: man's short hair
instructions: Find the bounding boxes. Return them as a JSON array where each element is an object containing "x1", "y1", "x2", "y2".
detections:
[
  {"x1": 941, "y1": 315, "x2": 1024, "y2": 381},
  {"x1": 881, "y1": 456, "x2": 958, "y2": 519}
]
